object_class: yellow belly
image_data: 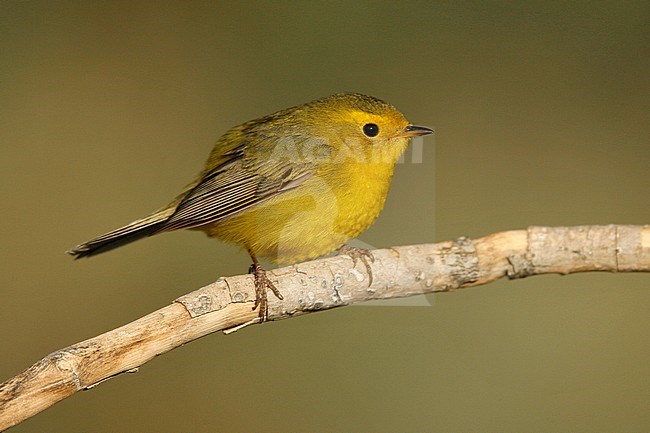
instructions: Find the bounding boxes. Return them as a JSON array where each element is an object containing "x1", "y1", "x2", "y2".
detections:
[{"x1": 199, "y1": 162, "x2": 395, "y2": 264}]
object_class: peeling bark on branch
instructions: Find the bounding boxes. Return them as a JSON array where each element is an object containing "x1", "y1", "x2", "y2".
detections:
[{"x1": 1, "y1": 225, "x2": 648, "y2": 431}]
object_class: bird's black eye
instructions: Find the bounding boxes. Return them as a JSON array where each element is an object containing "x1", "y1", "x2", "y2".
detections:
[{"x1": 362, "y1": 123, "x2": 379, "y2": 137}]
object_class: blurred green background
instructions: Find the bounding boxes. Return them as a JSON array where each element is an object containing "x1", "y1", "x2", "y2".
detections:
[{"x1": 1, "y1": 1, "x2": 649, "y2": 432}]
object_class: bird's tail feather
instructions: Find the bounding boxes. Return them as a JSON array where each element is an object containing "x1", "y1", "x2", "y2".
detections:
[{"x1": 67, "y1": 210, "x2": 173, "y2": 259}]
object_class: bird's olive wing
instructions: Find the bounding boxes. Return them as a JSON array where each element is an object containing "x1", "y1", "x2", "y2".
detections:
[{"x1": 159, "y1": 146, "x2": 315, "y2": 232}]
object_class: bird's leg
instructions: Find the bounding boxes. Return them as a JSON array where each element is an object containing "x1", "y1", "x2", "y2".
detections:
[
  {"x1": 337, "y1": 245, "x2": 375, "y2": 286},
  {"x1": 248, "y1": 252, "x2": 284, "y2": 321}
]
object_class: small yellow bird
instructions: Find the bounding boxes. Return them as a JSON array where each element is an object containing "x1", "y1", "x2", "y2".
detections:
[{"x1": 69, "y1": 93, "x2": 432, "y2": 317}]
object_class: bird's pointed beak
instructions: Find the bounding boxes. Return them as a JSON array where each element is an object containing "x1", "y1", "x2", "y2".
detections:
[{"x1": 402, "y1": 125, "x2": 434, "y2": 138}]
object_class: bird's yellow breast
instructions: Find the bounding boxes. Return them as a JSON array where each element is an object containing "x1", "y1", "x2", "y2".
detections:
[{"x1": 201, "y1": 159, "x2": 396, "y2": 264}]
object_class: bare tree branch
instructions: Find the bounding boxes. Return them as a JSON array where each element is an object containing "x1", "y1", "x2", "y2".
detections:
[{"x1": 1, "y1": 225, "x2": 648, "y2": 430}]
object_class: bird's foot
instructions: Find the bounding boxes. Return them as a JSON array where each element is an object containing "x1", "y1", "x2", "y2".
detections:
[
  {"x1": 338, "y1": 245, "x2": 375, "y2": 286},
  {"x1": 248, "y1": 262, "x2": 284, "y2": 321}
]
